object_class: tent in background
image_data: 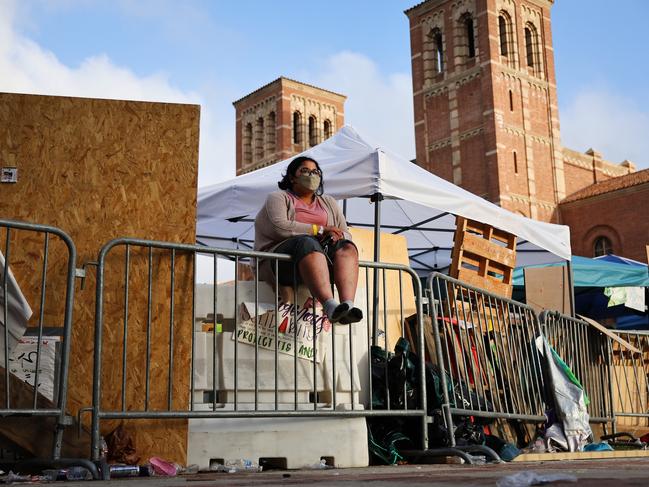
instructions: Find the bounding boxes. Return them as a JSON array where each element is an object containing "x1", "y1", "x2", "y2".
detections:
[
  {"x1": 197, "y1": 126, "x2": 571, "y2": 275},
  {"x1": 513, "y1": 255, "x2": 649, "y2": 288},
  {"x1": 514, "y1": 255, "x2": 649, "y2": 329}
]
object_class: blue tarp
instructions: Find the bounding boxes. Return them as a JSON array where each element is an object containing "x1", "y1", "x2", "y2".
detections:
[
  {"x1": 513, "y1": 255, "x2": 649, "y2": 288},
  {"x1": 514, "y1": 254, "x2": 648, "y2": 329},
  {"x1": 595, "y1": 254, "x2": 647, "y2": 268}
]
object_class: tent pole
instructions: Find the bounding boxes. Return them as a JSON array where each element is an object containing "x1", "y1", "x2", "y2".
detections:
[
  {"x1": 342, "y1": 199, "x2": 347, "y2": 218},
  {"x1": 566, "y1": 259, "x2": 576, "y2": 317},
  {"x1": 371, "y1": 193, "x2": 383, "y2": 347}
]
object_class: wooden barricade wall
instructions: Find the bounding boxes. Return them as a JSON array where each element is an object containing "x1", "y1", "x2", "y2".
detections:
[
  {"x1": 349, "y1": 228, "x2": 416, "y2": 352},
  {"x1": 0, "y1": 92, "x2": 199, "y2": 463}
]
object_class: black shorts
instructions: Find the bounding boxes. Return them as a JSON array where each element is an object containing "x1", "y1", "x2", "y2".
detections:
[{"x1": 274, "y1": 235, "x2": 357, "y2": 287}]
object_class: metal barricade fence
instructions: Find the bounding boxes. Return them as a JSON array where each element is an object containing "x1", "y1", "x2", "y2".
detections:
[
  {"x1": 89, "y1": 237, "x2": 430, "y2": 463},
  {"x1": 609, "y1": 330, "x2": 649, "y2": 430},
  {"x1": 539, "y1": 311, "x2": 615, "y2": 428},
  {"x1": 0, "y1": 219, "x2": 77, "y2": 460},
  {"x1": 427, "y1": 272, "x2": 547, "y2": 447}
]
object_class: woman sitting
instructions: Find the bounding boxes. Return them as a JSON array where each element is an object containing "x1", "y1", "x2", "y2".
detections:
[{"x1": 254, "y1": 156, "x2": 363, "y2": 324}]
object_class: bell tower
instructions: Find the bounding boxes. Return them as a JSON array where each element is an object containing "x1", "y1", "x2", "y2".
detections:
[
  {"x1": 233, "y1": 77, "x2": 346, "y2": 175},
  {"x1": 405, "y1": 0, "x2": 564, "y2": 221}
]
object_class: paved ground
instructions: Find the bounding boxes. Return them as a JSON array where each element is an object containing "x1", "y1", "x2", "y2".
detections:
[{"x1": 39, "y1": 458, "x2": 649, "y2": 486}]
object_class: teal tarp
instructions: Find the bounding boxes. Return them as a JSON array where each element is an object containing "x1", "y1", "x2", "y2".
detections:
[{"x1": 513, "y1": 255, "x2": 649, "y2": 288}]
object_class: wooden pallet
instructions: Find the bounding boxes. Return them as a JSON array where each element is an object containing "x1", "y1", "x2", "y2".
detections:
[{"x1": 449, "y1": 216, "x2": 517, "y2": 299}]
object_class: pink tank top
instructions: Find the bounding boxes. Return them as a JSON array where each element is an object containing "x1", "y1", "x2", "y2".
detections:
[{"x1": 287, "y1": 192, "x2": 328, "y2": 227}]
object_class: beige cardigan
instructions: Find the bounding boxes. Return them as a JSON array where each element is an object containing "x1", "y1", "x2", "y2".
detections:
[{"x1": 254, "y1": 191, "x2": 352, "y2": 282}]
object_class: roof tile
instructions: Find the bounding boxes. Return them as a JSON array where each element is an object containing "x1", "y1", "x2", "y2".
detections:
[{"x1": 560, "y1": 168, "x2": 649, "y2": 204}]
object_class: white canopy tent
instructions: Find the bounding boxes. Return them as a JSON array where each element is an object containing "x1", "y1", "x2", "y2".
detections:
[{"x1": 197, "y1": 126, "x2": 571, "y2": 275}]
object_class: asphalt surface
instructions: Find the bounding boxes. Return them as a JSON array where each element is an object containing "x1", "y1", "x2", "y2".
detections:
[{"x1": 31, "y1": 458, "x2": 649, "y2": 486}]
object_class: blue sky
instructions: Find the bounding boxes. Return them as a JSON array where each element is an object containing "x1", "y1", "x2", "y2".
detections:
[{"x1": 2, "y1": 0, "x2": 648, "y2": 187}]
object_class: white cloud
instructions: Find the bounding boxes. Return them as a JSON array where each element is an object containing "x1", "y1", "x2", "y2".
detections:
[
  {"x1": 309, "y1": 51, "x2": 415, "y2": 160},
  {"x1": 0, "y1": 0, "x2": 232, "y2": 188},
  {"x1": 560, "y1": 88, "x2": 649, "y2": 169}
]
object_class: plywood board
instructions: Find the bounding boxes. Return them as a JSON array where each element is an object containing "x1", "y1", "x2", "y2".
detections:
[
  {"x1": 0, "y1": 92, "x2": 199, "y2": 463},
  {"x1": 514, "y1": 450, "x2": 649, "y2": 462},
  {"x1": 524, "y1": 266, "x2": 572, "y2": 315},
  {"x1": 577, "y1": 315, "x2": 640, "y2": 354},
  {"x1": 349, "y1": 227, "x2": 416, "y2": 352}
]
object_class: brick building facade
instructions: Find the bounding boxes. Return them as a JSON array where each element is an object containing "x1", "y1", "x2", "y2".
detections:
[
  {"x1": 560, "y1": 170, "x2": 649, "y2": 262},
  {"x1": 232, "y1": 2, "x2": 647, "y2": 262},
  {"x1": 233, "y1": 77, "x2": 345, "y2": 175},
  {"x1": 405, "y1": 0, "x2": 646, "y2": 261}
]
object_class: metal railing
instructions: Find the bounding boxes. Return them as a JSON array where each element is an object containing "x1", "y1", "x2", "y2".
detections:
[
  {"x1": 427, "y1": 272, "x2": 547, "y2": 448},
  {"x1": 4, "y1": 218, "x2": 647, "y2": 469},
  {"x1": 609, "y1": 330, "x2": 649, "y2": 430},
  {"x1": 0, "y1": 219, "x2": 77, "y2": 460},
  {"x1": 540, "y1": 311, "x2": 614, "y2": 427},
  {"x1": 89, "y1": 237, "x2": 430, "y2": 462}
]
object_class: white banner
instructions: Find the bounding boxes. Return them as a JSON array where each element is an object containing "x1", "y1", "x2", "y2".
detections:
[{"x1": 233, "y1": 295, "x2": 332, "y2": 363}]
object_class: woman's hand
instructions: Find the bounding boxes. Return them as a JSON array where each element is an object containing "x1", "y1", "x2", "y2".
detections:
[{"x1": 322, "y1": 226, "x2": 345, "y2": 242}]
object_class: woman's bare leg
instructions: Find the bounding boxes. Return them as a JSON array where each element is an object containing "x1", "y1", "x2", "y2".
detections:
[
  {"x1": 333, "y1": 243, "x2": 359, "y2": 302},
  {"x1": 298, "y1": 251, "x2": 334, "y2": 303}
]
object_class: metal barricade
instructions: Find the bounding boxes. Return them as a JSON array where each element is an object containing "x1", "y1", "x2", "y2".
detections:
[
  {"x1": 609, "y1": 330, "x2": 649, "y2": 430},
  {"x1": 427, "y1": 272, "x2": 547, "y2": 448},
  {"x1": 89, "y1": 237, "x2": 430, "y2": 463},
  {"x1": 539, "y1": 311, "x2": 615, "y2": 428},
  {"x1": 0, "y1": 219, "x2": 76, "y2": 460}
]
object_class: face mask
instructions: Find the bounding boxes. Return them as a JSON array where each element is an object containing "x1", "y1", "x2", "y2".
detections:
[{"x1": 295, "y1": 173, "x2": 321, "y2": 191}]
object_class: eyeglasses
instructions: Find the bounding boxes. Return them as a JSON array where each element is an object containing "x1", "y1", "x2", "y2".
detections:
[{"x1": 297, "y1": 167, "x2": 322, "y2": 176}]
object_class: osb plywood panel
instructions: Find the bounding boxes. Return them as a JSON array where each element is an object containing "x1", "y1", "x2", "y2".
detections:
[
  {"x1": 0, "y1": 92, "x2": 200, "y2": 463},
  {"x1": 349, "y1": 227, "x2": 416, "y2": 352},
  {"x1": 513, "y1": 450, "x2": 649, "y2": 462}
]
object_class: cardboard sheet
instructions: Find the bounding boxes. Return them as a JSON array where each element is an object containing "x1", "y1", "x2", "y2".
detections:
[{"x1": 0, "y1": 251, "x2": 33, "y2": 364}]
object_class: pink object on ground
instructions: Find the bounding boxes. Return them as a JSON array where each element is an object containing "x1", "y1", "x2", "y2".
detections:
[{"x1": 149, "y1": 456, "x2": 178, "y2": 476}]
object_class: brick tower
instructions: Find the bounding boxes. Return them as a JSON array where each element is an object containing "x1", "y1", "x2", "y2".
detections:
[
  {"x1": 405, "y1": 0, "x2": 565, "y2": 221},
  {"x1": 233, "y1": 77, "x2": 346, "y2": 175}
]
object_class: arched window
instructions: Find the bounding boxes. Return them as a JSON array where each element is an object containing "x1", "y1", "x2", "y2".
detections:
[
  {"x1": 498, "y1": 14, "x2": 508, "y2": 56},
  {"x1": 456, "y1": 13, "x2": 476, "y2": 65},
  {"x1": 498, "y1": 11, "x2": 516, "y2": 67},
  {"x1": 308, "y1": 115, "x2": 318, "y2": 147},
  {"x1": 524, "y1": 27, "x2": 534, "y2": 67},
  {"x1": 426, "y1": 28, "x2": 444, "y2": 74},
  {"x1": 243, "y1": 123, "x2": 252, "y2": 166},
  {"x1": 254, "y1": 117, "x2": 264, "y2": 161},
  {"x1": 323, "y1": 119, "x2": 332, "y2": 139},
  {"x1": 524, "y1": 22, "x2": 541, "y2": 75},
  {"x1": 293, "y1": 111, "x2": 302, "y2": 145},
  {"x1": 423, "y1": 26, "x2": 445, "y2": 83},
  {"x1": 266, "y1": 111, "x2": 276, "y2": 157},
  {"x1": 465, "y1": 15, "x2": 475, "y2": 58},
  {"x1": 593, "y1": 236, "x2": 613, "y2": 257}
]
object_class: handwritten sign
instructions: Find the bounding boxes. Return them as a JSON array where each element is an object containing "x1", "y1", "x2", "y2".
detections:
[
  {"x1": 233, "y1": 296, "x2": 332, "y2": 363},
  {"x1": 9, "y1": 337, "x2": 60, "y2": 402}
]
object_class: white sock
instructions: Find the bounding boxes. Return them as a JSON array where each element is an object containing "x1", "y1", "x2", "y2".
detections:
[
  {"x1": 342, "y1": 300, "x2": 354, "y2": 309},
  {"x1": 323, "y1": 299, "x2": 339, "y2": 318}
]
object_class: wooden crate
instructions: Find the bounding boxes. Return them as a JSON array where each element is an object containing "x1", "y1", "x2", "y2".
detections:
[{"x1": 449, "y1": 216, "x2": 517, "y2": 298}]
